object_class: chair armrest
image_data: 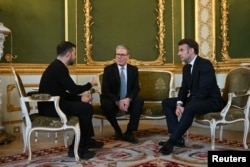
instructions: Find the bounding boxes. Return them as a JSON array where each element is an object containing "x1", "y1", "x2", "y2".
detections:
[
  {"x1": 219, "y1": 88, "x2": 224, "y2": 95},
  {"x1": 220, "y1": 89, "x2": 250, "y2": 117},
  {"x1": 23, "y1": 94, "x2": 55, "y2": 103},
  {"x1": 24, "y1": 95, "x2": 68, "y2": 124},
  {"x1": 175, "y1": 87, "x2": 180, "y2": 92},
  {"x1": 27, "y1": 91, "x2": 39, "y2": 96},
  {"x1": 30, "y1": 94, "x2": 51, "y2": 100}
]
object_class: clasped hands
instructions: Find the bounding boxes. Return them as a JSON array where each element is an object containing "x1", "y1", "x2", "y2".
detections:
[{"x1": 117, "y1": 98, "x2": 130, "y2": 112}]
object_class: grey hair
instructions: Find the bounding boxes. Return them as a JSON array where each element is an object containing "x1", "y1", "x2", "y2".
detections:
[{"x1": 116, "y1": 44, "x2": 130, "y2": 55}]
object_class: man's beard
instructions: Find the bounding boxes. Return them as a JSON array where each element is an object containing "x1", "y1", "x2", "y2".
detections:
[{"x1": 68, "y1": 59, "x2": 74, "y2": 65}]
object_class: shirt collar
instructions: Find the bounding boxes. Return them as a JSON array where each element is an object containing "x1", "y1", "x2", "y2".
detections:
[
  {"x1": 118, "y1": 65, "x2": 127, "y2": 70},
  {"x1": 189, "y1": 55, "x2": 197, "y2": 66}
]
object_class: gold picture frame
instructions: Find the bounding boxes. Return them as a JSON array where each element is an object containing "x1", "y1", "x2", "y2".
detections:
[
  {"x1": 83, "y1": 0, "x2": 166, "y2": 66},
  {"x1": 220, "y1": 0, "x2": 250, "y2": 63}
]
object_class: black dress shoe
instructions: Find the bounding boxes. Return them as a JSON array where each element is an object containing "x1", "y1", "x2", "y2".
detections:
[
  {"x1": 174, "y1": 137, "x2": 185, "y2": 147},
  {"x1": 159, "y1": 137, "x2": 185, "y2": 147},
  {"x1": 68, "y1": 147, "x2": 96, "y2": 160},
  {"x1": 87, "y1": 138, "x2": 104, "y2": 149},
  {"x1": 159, "y1": 140, "x2": 174, "y2": 155},
  {"x1": 114, "y1": 132, "x2": 123, "y2": 140},
  {"x1": 122, "y1": 134, "x2": 139, "y2": 144}
]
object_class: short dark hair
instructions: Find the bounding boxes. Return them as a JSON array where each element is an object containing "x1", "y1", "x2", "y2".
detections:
[
  {"x1": 178, "y1": 39, "x2": 199, "y2": 54},
  {"x1": 56, "y1": 41, "x2": 76, "y2": 56}
]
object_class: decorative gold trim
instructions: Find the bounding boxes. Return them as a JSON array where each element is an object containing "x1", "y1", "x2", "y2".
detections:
[
  {"x1": 83, "y1": 0, "x2": 166, "y2": 66},
  {"x1": 172, "y1": 0, "x2": 175, "y2": 63},
  {"x1": 2, "y1": 120, "x2": 22, "y2": 126},
  {"x1": 7, "y1": 84, "x2": 38, "y2": 112},
  {"x1": 181, "y1": 0, "x2": 184, "y2": 38},
  {"x1": 220, "y1": 0, "x2": 230, "y2": 61},
  {"x1": 65, "y1": 0, "x2": 69, "y2": 40},
  {"x1": 220, "y1": 0, "x2": 250, "y2": 62},
  {"x1": 0, "y1": 62, "x2": 243, "y2": 75}
]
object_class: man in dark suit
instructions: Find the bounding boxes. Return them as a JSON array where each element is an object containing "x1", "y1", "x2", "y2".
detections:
[
  {"x1": 38, "y1": 41, "x2": 104, "y2": 159},
  {"x1": 160, "y1": 39, "x2": 225, "y2": 155},
  {"x1": 100, "y1": 45, "x2": 144, "y2": 143}
]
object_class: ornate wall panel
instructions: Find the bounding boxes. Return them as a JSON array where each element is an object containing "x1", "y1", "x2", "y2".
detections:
[
  {"x1": 195, "y1": 0, "x2": 250, "y2": 65},
  {"x1": 83, "y1": 0, "x2": 166, "y2": 66},
  {"x1": 219, "y1": 0, "x2": 250, "y2": 63},
  {"x1": 195, "y1": 0, "x2": 216, "y2": 63}
]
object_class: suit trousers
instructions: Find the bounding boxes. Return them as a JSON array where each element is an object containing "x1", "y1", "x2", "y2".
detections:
[
  {"x1": 101, "y1": 96, "x2": 143, "y2": 134},
  {"x1": 162, "y1": 97, "x2": 221, "y2": 141}
]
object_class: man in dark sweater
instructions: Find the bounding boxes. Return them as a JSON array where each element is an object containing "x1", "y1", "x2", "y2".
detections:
[{"x1": 38, "y1": 41, "x2": 103, "y2": 159}]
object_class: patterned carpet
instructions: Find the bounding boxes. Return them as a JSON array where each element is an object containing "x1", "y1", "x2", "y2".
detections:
[{"x1": 0, "y1": 128, "x2": 247, "y2": 167}]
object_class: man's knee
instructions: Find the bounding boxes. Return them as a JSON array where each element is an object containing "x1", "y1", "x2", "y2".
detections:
[
  {"x1": 101, "y1": 97, "x2": 114, "y2": 107},
  {"x1": 162, "y1": 98, "x2": 177, "y2": 114},
  {"x1": 162, "y1": 98, "x2": 174, "y2": 107},
  {"x1": 74, "y1": 103, "x2": 94, "y2": 115},
  {"x1": 132, "y1": 96, "x2": 144, "y2": 106}
]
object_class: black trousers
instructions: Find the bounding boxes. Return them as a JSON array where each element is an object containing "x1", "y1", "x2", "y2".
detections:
[
  {"x1": 162, "y1": 97, "x2": 223, "y2": 141},
  {"x1": 63, "y1": 101, "x2": 94, "y2": 148},
  {"x1": 100, "y1": 96, "x2": 144, "y2": 134}
]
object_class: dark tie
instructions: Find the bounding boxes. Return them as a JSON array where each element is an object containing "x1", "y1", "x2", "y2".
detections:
[
  {"x1": 120, "y1": 67, "x2": 126, "y2": 99},
  {"x1": 187, "y1": 64, "x2": 192, "y2": 75}
]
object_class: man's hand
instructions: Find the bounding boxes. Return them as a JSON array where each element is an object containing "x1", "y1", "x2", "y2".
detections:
[
  {"x1": 117, "y1": 98, "x2": 130, "y2": 112},
  {"x1": 81, "y1": 93, "x2": 93, "y2": 103},
  {"x1": 89, "y1": 77, "x2": 98, "y2": 87},
  {"x1": 175, "y1": 104, "x2": 184, "y2": 117}
]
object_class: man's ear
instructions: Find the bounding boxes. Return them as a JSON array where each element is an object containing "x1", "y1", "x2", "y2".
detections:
[
  {"x1": 65, "y1": 51, "x2": 71, "y2": 58},
  {"x1": 190, "y1": 48, "x2": 195, "y2": 54}
]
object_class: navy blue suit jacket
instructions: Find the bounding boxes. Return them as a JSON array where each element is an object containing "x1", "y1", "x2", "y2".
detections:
[
  {"x1": 178, "y1": 56, "x2": 225, "y2": 110},
  {"x1": 101, "y1": 63, "x2": 140, "y2": 103}
]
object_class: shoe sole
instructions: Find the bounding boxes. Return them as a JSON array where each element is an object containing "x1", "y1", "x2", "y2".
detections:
[
  {"x1": 68, "y1": 150, "x2": 96, "y2": 160},
  {"x1": 159, "y1": 142, "x2": 185, "y2": 147}
]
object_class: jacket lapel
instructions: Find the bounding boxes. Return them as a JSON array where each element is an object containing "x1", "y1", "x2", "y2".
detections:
[
  {"x1": 190, "y1": 56, "x2": 200, "y2": 89},
  {"x1": 114, "y1": 64, "x2": 120, "y2": 85}
]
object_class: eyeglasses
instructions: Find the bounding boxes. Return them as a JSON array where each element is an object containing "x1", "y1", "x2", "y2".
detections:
[{"x1": 116, "y1": 53, "x2": 127, "y2": 57}]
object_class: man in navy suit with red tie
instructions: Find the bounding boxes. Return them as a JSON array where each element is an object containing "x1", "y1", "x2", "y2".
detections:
[{"x1": 160, "y1": 39, "x2": 225, "y2": 155}]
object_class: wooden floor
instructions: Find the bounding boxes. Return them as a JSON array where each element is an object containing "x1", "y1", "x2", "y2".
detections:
[{"x1": 0, "y1": 123, "x2": 249, "y2": 157}]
